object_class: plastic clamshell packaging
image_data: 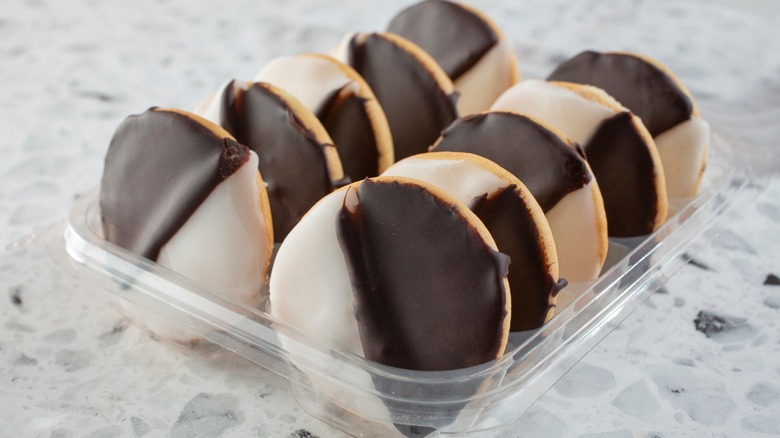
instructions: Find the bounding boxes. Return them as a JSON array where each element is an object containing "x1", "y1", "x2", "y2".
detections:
[{"x1": 40, "y1": 121, "x2": 769, "y2": 437}]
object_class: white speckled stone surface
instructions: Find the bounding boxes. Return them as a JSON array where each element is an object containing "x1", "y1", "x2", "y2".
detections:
[{"x1": 2, "y1": 0, "x2": 780, "y2": 437}]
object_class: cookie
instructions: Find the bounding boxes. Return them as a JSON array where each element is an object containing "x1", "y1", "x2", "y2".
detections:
[
  {"x1": 101, "y1": 107, "x2": 274, "y2": 341},
  {"x1": 332, "y1": 32, "x2": 458, "y2": 161},
  {"x1": 387, "y1": 0, "x2": 519, "y2": 115},
  {"x1": 548, "y1": 50, "x2": 709, "y2": 198},
  {"x1": 254, "y1": 54, "x2": 394, "y2": 181},
  {"x1": 383, "y1": 152, "x2": 561, "y2": 330},
  {"x1": 270, "y1": 176, "x2": 511, "y2": 370},
  {"x1": 431, "y1": 112, "x2": 608, "y2": 284},
  {"x1": 491, "y1": 80, "x2": 668, "y2": 237},
  {"x1": 195, "y1": 80, "x2": 347, "y2": 241}
]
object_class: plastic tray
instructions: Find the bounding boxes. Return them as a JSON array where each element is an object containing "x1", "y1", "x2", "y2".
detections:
[{"x1": 34, "y1": 122, "x2": 768, "y2": 436}]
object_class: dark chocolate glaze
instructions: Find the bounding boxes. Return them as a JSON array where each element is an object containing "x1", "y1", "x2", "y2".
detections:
[
  {"x1": 218, "y1": 80, "x2": 238, "y2": 135},
  {"x1": 387, "y1": 0, "x2": 497, "y2": 80},
  {"x1": 584, "y1": 112, "x2": 660, "y2": 237},
  {"x1": 337, "y1": 179, "x2": 510, "y2": 371},
  {"x1": 433, "y1": 112, "x2": 591, "y2": 212},
  {"x1": 548, "y1": 51, "x2": 693, "y2": 136},
  {"x1": 232, "y1": 83, "x2": 342, "y2": 241},
  {"x1": 345, "y1": 33, "x2": 458, "y2": 161},
  {"x1": 316, "y1": 86, "x2": 380, "y2": 181},
  {"x1": 100, "y1": 109, "x2": 250, "y2": 260},
  {"x1": 469, "y1": 186, "x2": 555, "y2": 331}
]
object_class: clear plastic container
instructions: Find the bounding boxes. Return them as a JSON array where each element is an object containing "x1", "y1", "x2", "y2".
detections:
[
  {"x1": 6, "y1": 0, "x2": 777, "y2": 433},
  {"x1": 19, "y1": 123, "x2": 768, "y2": 436}
]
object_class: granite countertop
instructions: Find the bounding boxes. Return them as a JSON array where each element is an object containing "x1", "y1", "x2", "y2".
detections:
[{"x1": 2, "y1": 0, "x2": 780, "y2": 437}]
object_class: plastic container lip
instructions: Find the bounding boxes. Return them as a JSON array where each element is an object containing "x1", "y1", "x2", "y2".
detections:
[{"x1": 60, "y1": 124, "x2": 772, "y2": 410}]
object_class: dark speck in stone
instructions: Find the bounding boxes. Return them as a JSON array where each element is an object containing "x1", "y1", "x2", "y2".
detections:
[
  {"x1": 670, "y1": 387, "x2": 685, "y2": 394},
  {"x1": 98, "y1": 320, "x2": 128, "y2": 344},
  {"x1": 655, "y1": 287, "x2": 669, "y2": 294},
  {"x1": 684, "y1": 253, "x2": 711, "y2": 271},
  {"x1": 672, "y1": 357, "x2": 696, "y2": 367},
  {"x1": 693, "y1": 310, "x2": 747, "y2": 338},
  {"x1": 13, "y1": 354, "x2": 38, "y2": 366},
  {"x1": 54, "y1": 349, "x2": 93, "y2": 372},
  {"x1": 763, "y1": 273, "x2": 780, "y2": 285},
  {"x1": 10, "y1": 286, "x2": 22, "y2": 306},
  {"x1": 75, "y1": 90, "x2": 117, "y2": 102},
  {"x1": 289, "y1": 430, "x2": 319, "y2": 438}
]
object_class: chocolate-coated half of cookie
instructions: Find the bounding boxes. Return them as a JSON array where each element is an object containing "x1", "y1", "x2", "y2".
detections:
[{"x1": 333, "y1": 32, "x2": 458, "y2": 161}]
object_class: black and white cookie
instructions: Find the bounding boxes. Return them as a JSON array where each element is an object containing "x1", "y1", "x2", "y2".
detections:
[
  {"x1": 270, "y1": 176, "x2": 511, "y2": 370},
  {"x1": 100, "y1": 108, "x2": 274, "y2": 341},
  {"x1": 195, "y1": 80, "x2": 347, "y2": 241},
  {"x1": 255, "y1": 53, "x2": 394, "y2": 181},
  {"x1": 492, "y1": 80, "x2": 668, "y2": 237},
  {"x1": 387, "y1": 0, "x2": 519, "y2": 115},
  {"x1": 548, "y1": 50, "x2": 709, "y2": 199}
]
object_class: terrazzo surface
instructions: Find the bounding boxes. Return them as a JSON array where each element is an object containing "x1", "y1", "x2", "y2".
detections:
[{"x1": 1, "y1": 0, "x2": 780, "y2": 436}]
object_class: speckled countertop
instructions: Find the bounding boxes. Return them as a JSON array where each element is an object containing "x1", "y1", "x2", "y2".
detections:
[{"x1": 2, "y1": 0, "x2": 780, "y2": 437}]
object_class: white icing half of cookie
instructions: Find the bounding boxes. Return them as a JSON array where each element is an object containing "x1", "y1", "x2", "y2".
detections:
[
  {"x1": 455, "y1": 38, "x2": 517, "y2": 116},
  {"x1": 254, "y1": 55, "x2": 359, "y2": 114},
  {"x1": 382, "y1": 155, "x2": 508, "y2": 204},
  {"x1": 491, "y1": 80, "x2": 616, "y2": 144},
  {"x1": 545, "y1": 177, "x2": 605, "y2": 284},
  {"x1": 655, "y1": 115, "x2": 710, "y2": 199},
  {"x1": 270, "y1": 187, "x2": 363, "y2": 356},
  {"x1": 124, "y1": 152, "x2": 273, "y2": 342},
  {"x1": 269, "y1": 187, "x2": 393, "y2": 423}
]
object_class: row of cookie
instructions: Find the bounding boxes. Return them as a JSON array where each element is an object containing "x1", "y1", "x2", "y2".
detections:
[
  {"x1": 191, "y1": 0, "x2": 708, "y2": 279},
  {"x1": 100, "y1": 0, "x2": 709, "y2": 349}
]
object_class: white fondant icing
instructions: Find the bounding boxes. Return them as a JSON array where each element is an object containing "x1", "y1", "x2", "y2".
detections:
[
  {"x1": 254, "y1": 55, "x2": 358, "y2": 115},
  {"x1": 269, "y1": 186, "x2": 392, "y2": 424},
  {"x1": 381, "y1": 156, "x2": 508, "y2": 205},
  {"x1": 124, "y1": 152, "x2": 272, "y2": 342},
  {"x1": 545, "y1": 181, "x2": 604, "y2": 284},
  {"x1": 655, "y1": 115, "x2": 710, "y2": 198},
  {"x1": 455, "y1": 38, "x2": 517, "y2": 116},
  {"x1": 269, "y1": 187, "x2": 364, "y2": 356},
  {"x1": 490, "y1": 80, "x2": 615, "y2": 144}
]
